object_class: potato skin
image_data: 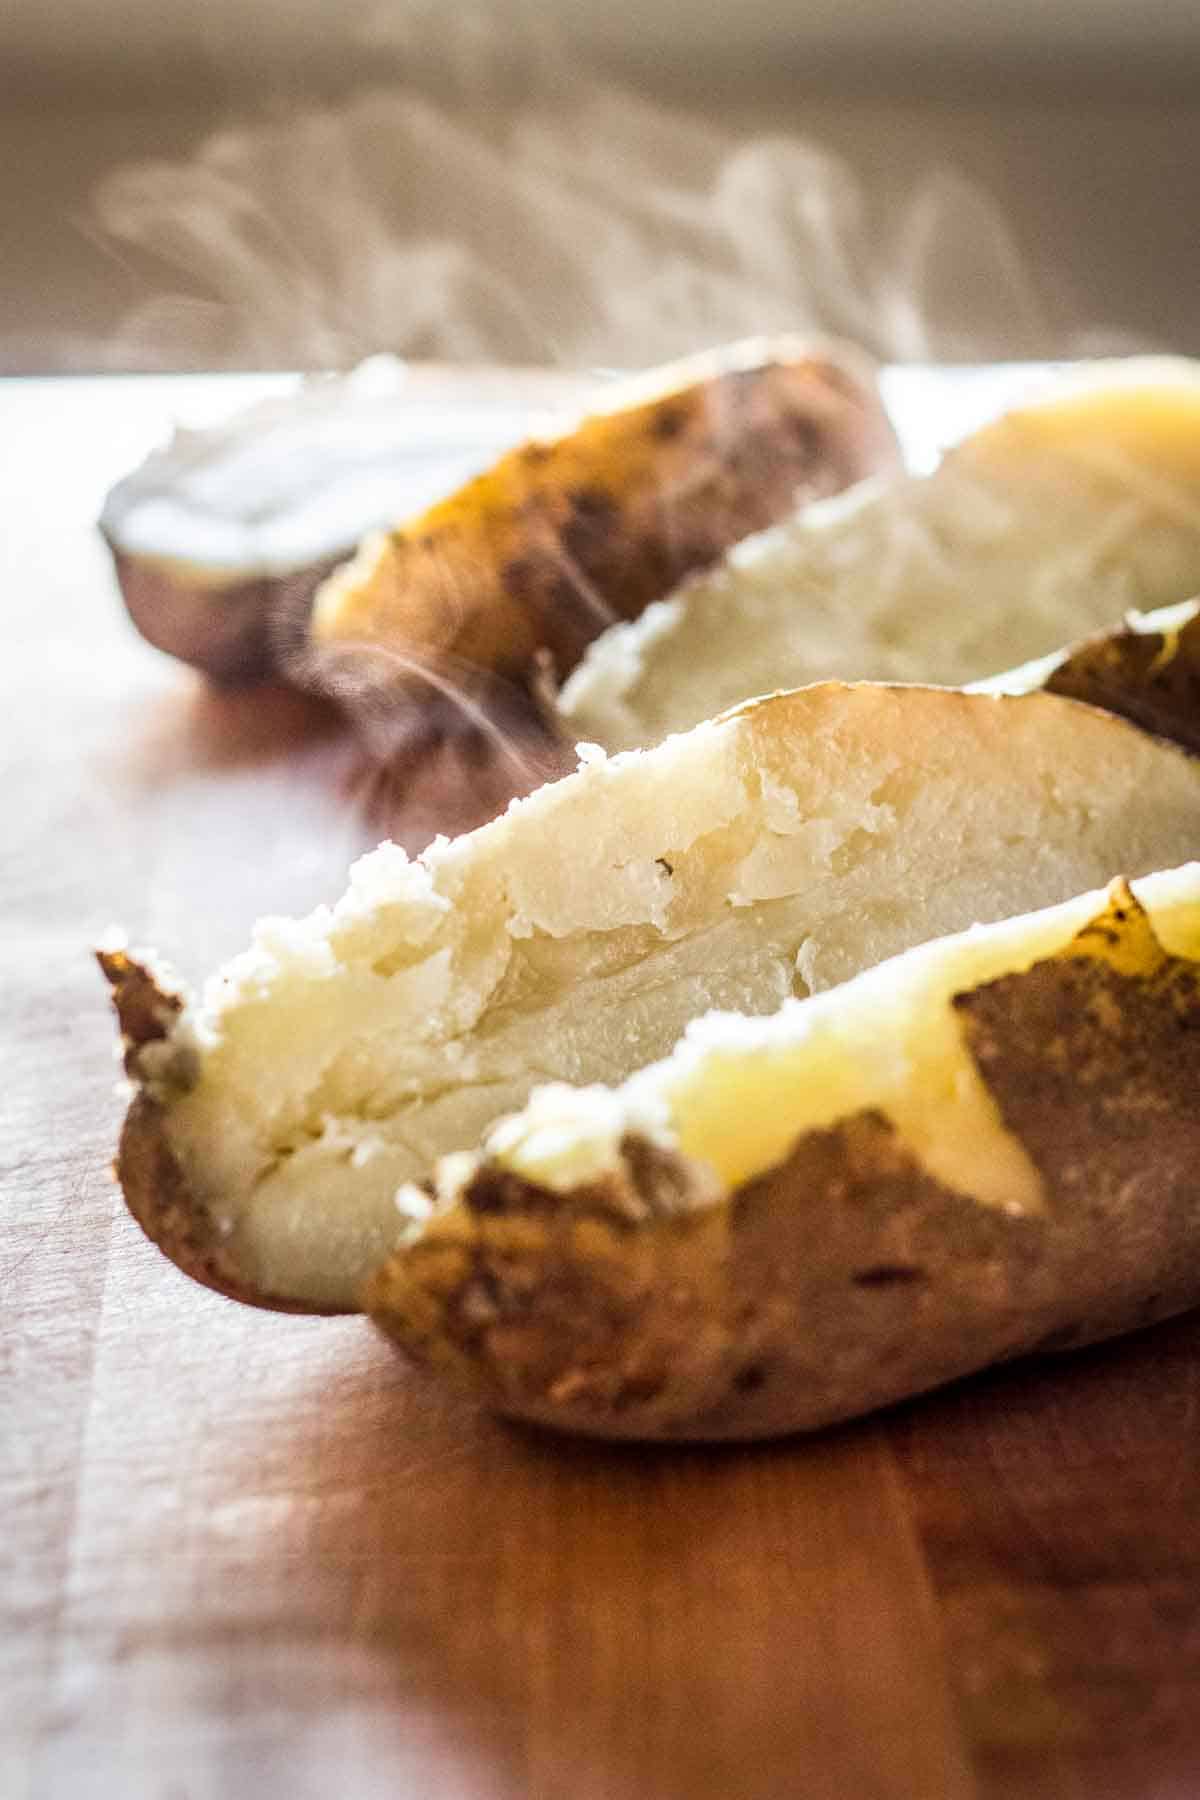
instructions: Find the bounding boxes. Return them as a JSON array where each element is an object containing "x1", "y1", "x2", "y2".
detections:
[
  {"x1": 309, "y1": 347, "x2": 898, "y2": 704},
  {"x1": 102, "y1": 345, "x2": 894, "y2": 692},
  {"x1": 1044, "y1": 602, "x2": 1200, "y2": 756},
  {"x1": 364, "y1": 885, "x2": 1200, "y2": 1441},
  {"x1": 103, "y1": 549, "x2": 341, "y2": 688}
]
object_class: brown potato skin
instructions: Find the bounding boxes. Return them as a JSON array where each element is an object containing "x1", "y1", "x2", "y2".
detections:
[
  {"x1": 309, "y1": 351, "x2": 898, "y2": 701},
  {"x1": 364, "y1": 887, "x2": 1200, "y2": 1441},
  {"x1": 103, "y1": 549, "x2": 342, "y2": 688},
  {"x1": 1044, "y1": 603, "x2": 1200, "y2": 756},
  {"x1": 102, "y1": 347, "x2": 896, "y2": 693}
]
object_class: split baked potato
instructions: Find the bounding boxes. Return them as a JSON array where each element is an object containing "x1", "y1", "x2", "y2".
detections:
[
  {"x1": 559, "y1": 359, "x2": 1200, "y2": 749},
  {"x1": 306, "y1": 338, "x2": 896, "y2": 744},
  {"x1": 368, "y1": 868, "x2": 1200, "y2": 1439},
  {"x1": 103, "y1": 340, "x2": 896, "y2": 695},
  {"x1": 103, "y1": 681, "x2": 1200, "y2": 1436}
]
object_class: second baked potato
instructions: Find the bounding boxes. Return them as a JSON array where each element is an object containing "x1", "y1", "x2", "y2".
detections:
[
  {"x1": 368, "y1": 868, "x2": 1200, "y2": 1438},
  {"x1": 104, "y1": 681, "x2": 1200, "y2": 1337},
  {"x1": 559, "y1": 359, "x2": 1200, "y2": 749}
]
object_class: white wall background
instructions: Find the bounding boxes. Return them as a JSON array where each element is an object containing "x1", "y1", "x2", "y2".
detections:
[
  {"x1": 5, "y1": 0, "x2": 1200, "y2": 95},
  {"x1": 2, "y1": 1, "x2": 1198, "y2": 371}
]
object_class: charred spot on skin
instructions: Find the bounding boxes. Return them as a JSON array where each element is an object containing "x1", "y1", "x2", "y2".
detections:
[
  {"x1": 464, "y1": 1170, "x2": 540, "y2": 1216},
  {"x1": 98, "y1": 950, "x2": 181, "y2": 1042},
  {"x1": 567, "y1": 485, "x2": 619, "y2": 523},
  {"x1": 467, "y1": 1166, "x2": 643, "y2": 1232},
  {"x1": 852, "y1": 1264, "x2": 928, "y2": 1288},
  {"x1": 561, "y1": 487, "x2": 621, "y2": 561},
  {"x1": 650, "y1": 403, "x2": 688, "y2": 442},
  {"x1": 733, "y1": 1363, "x2": 769, "y2": 1393},
  {"x1": 500, "y1": 556, "x2": 538, "y2": 603},
  {"x1": 656, "y1": 857, "x2": 674, "y2": 877}
]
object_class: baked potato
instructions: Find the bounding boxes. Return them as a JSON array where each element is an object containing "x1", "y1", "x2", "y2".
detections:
[
  {"x1": 558, "y1": 359, "x2": 1200, "y2": 750},
  {"x1": 102, "y1": 681, "x2": 1200, "y2": 1435},
  {"x1": 99, "y1": 360, "x2": 435, "y2": 686},
  {"x1": 100, "y1": 338, "x2": 892, "y2": 694},
  {"x1": 306, "y1": 338, "x2": 897, "y2": 737},
  {"x1": 367, "y1": 868, "x2": 1200, "y2": 1440},
  {"x1": 102, "y1": 340, "x2": 897, "y2": 693}
]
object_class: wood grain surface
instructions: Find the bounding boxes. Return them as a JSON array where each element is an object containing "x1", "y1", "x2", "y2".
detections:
[{"x1": 4, "y1": 370, "x2": 1200, "y2": 1800}]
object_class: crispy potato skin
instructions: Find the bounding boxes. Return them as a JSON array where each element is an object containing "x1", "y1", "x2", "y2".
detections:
[
  {"x1": 98, "y1": 947, "x2": 184, "y2": 1069},
  {"x1": 311, "y1": 352, "x2": 898, "y2": 696},
  {"x1": 364, "y1": 886, "x2": 1200, "y2": 1441},
  {"x1": 1045, "y1": 605, "x2": 1200, "y2": 756}
]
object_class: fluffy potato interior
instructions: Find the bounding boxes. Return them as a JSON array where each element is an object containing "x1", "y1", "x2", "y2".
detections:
[
  {"x1": 682, "y1": 881, "x2": 1200, "y2": 1200},
  {"x1": 143, "y1": 685, "x2": 1200, "y2": 1309},
  {"x1": 559, "y1": 361, "x2": 1200, "y2": 750}
]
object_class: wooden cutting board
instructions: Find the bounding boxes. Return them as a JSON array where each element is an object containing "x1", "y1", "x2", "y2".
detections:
[{"x1": 4, "y1": 367, "x2": 1199, "y2": 1800}]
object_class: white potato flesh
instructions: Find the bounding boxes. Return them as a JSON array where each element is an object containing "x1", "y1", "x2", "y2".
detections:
[
  {"x1": 142, "y1": 685, "x2": 1200, "y2": 1308},
  {"x1": 559, "y1": 362, "x2": 1200, "y2": 749},
  {"x1": 486, "y1": 865, "x2": 1200, "y2": 1210}
]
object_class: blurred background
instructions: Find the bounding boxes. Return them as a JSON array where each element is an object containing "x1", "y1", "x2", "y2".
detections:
[{"x1": 2, "y1": 0, "x2": 1198, "y2": 373}]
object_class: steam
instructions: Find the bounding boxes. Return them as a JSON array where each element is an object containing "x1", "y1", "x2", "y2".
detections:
[
  {"x1": 92, "y1": 29, "x2": 1078, "y2": 372},
  {"x1": 87, "y1": 17, "x2": 1149, "y2": 843},
  {"x1": 327, "y1": 638, "x2": 575, "y2": 848}
]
